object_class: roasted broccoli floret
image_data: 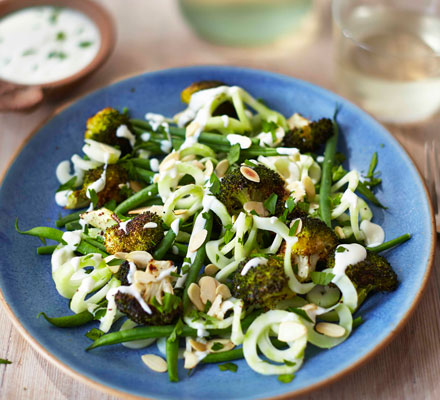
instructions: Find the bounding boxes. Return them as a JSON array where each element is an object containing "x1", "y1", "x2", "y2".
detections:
[
  {"x1": 280, "y1": 216, "x2": 339, "y2": 281},
  {"x1": 282, "y1": 118, "x2": 333, "y2": 153},
  {"x1": 66, "y1": 164, "x2": 129, "y2": 209},
  {"x1": 85, "y1": 107, "x2": 132, "y2": 155},
  {"x1": 231, "y1": 256, "x2": 294, "y2": 309},
  {"x1": 328, "y1": 250, "x2": 398, "y2": 293},
  {"x1": 216, "y1": 164, "x2": 288, "y2": 216},
  {"x1": 104, "y1": 212, "x2": 164, "y2": 254},
  {"x1": 113, "y1": 259, "x2": 181, "y2": 325}
]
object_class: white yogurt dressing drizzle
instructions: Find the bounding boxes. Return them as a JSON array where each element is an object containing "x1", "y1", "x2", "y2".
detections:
[
  {"x1": 62, "y1": 231, "x2": 81, "y2": 250},
  {"x1": 360, "y1": 220, "x2": 385, "y2": 247},
  {"x1": 226, "y1": 134, "x2": 252, "y2": 149},
  {"x1": 241, "y1": 257, "x2": 268, "y2": 276},
  {"x1": 332, "y1": 244, "x2": 367, "y2": 281},
  {"x1": 116, "y1": 125, "x2": 136, "y2": 147}
]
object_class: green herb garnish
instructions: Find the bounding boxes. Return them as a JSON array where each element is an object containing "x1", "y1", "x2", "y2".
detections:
[
  {"x1": 310, "y1": 271, "x2": 335, "y2": 286},
  {"x1": 218, "y1": 362, "x2": 238, "y2": 372},
  {"x1": 278, "y1": 374, "x2": 295, "y2": 383}
]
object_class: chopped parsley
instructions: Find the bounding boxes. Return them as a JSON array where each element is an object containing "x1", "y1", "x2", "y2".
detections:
[
  {"x1": 278, "y1": 374, "x2": 295, "y2": 383},
  {"x1": 310, "y1": 271, "x2": 335, "y2": 286},
  {"x1": 218, "y1": 362, "x2": 238, "y2": 372}
]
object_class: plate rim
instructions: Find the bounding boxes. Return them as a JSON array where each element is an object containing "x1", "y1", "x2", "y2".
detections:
[{"x1": 0, "y1": 65, "x2": 436, "y2": 400}]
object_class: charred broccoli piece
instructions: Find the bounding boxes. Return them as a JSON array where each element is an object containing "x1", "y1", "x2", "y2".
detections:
[
  {"x1": 231, "y1": 256, "x2": 294, "y2": 309},
  {"x1": 280, "y1": 216, "x2": 339, "y2": 281},
  {"x1": 216, "y1": 164, "x2": 288, "y2": 216},
  {"x1": 328, "y1": 250, "x2": 398, "y2": 293},
  {"x1": 115, "y1": 261, "x2": 130, "y2": 286},
  {"x1": 85, "y1": 107, "x2": 132, "y2": 155},
  {"x1": 282, "y1": 118, "x2": 333, "y2": 153},
  {"x1": 104, "y1": 212, "x2": 164, "y2": 254},
  {"x1": 66, "y1": 164, "x2": 129, "y2": 209},
  {"x1": 114, "y1": 291, "x2": 181, "y2": 325}
]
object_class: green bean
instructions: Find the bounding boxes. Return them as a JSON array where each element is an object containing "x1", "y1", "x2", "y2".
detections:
[
  {"x1": 153, "y1": 227, "x2": 179, "y2": 260},
  {"x1": 166, "y1": 338, "x2": 179, "y2": 382},
  {"x1": 87, "y1": 325, "x2": 197, "y2": 350},
  {"x1": 182, "y1": 212, "x2": 213, "y2": 313},
  {"x1": 37, "y1": 244, "x2": 58, "y2": 255},
  {"x1": 82, "y1": 237, "x2": 107, "y2": 253},
  {"x1": 356, "y1": 181, "x2": 386, "y2": 209},
  {"x1": 114, "y1": 183, "x2": 158, "y2": 215},
  {"x1": 367, "y1": 234, "x2": 411, "y2": 253},
  {"x1": 16, "y1": 221, "x2": 107, "y2": 256},
  {"x1": 65, "y1": 221, "x2": 82, "y2": 231},
  {"x1": 319, "y1": 110, "x2": 339, "y2": 227},
  {"x1": 56, "y1": 210, "x2": 84, "y2": 228},
  {"x1": 135, "y1": 167, "x2": 155, "y2": 183},
  {"x1": 202, "y1": 348, "x2": 244, "y2": 364},
  {"x1": 38, "y1": 311, "x2": 93, "y2": 328},
  {"x1": 131, "y1": 158, "x2": 150, "y2": 169}
]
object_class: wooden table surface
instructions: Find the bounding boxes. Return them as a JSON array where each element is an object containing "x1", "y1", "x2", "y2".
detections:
[{"x1": 1, "y1": 1, "x2": 439, "y2": 399}]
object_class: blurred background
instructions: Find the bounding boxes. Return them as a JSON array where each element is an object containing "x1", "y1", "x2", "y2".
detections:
[{"x1": 0, "y1": 1, "x2": 439, "y2": 399}]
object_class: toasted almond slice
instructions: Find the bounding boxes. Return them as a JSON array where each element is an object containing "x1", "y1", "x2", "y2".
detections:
[
  {"x1": 207, "y1": 294, "x2": 223, "y2": 318},
  {"x1": 243, "y1": 201, "x2": 268, "y2": 217},
  {"x1": 189, "y1": 339, "x2": 207, "y2": 352},
  {"x1": 302, "y1": 304, "x2": 318, "y2": 323},
  {"x1": 315, "y1": 322, "x2": 346, "y2": 338},
  {"x1": 134, "y1": 270, "x2": 153, "y2": 285},
  {"x1": 114, "y1": 252, "x2": 129, "y2": 260},
  {"x1": 335, "y1": 226, "x2": 346, "y2": 239},
  {"x1": 206, "y1": 339, "x2": 235, "y2": 353},
  {"x1": 174, "y1": 209, "x2": 188, "y2": 216},
  {"x1": 302, "y1": 176, "x2": 316, "y2": 199},
  {"x1": 240, "y1": 166, "x2": 260, "y2": 182},
  {"x1": 287, "y1": 113, "x2": 310, "y2": 130},
  {"x1": 186, "y1": 121, "x2": 200, "y2": 138},
  {"x1": 278, "y1": 321, "x2": 307, "y2": 342},
  {"x1": 188, "y1": 229, "x2": 208, "y2": 253},
  {"x1": 159, "y1": 151, "x2": 179, "y2": 172},
  {"x1": 192, "y1": 160, "x2": 205, "y2": 170},
  {"x1": 126, "y1": 251, "x2": 153, "y2": 268},
  {"x1": 184, "y1": 351, "x2": 199, "y2": 369},
  {"x1": 215, "y1": 159, "x2": 229, "y2": 178},
  {"x1": 289, "y1": 218, "x2": 303, "y2": 235},
  {"x1": 188, "y1": 283, "x2": 204, "y2": 311},
  {"x1": 199, "y1": 276, "x2": 218, "y2": 304},
  {"x1": 129, "y1": 180, "x2": 143, "y2": 193},
  {"x1": 108, "y1": 265, "x2": 121, "y2": 274},
  {"x1": 204, "y1": 263, "x2": 219, "y2": 276},
  {"x1": 215, "y1": 284, "x2": 231, "y2": 300},
  {"x1": 181, "y1": 154, "x2": 196, "y2": 162},
  {"x1": 141, "y1": 354, "x2": 168, "y2": 373},
  {"x1": 204, "y1": 159, "x2": 214, "y2": 177}
]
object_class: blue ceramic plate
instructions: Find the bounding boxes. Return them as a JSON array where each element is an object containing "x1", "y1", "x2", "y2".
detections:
[{"x1": 0, "y1": 66, "x2": 435, "y2": 400}]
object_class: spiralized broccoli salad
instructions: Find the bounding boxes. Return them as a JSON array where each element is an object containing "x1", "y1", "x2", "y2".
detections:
[{"x1": 18, "y1": 81, "x2": 410, "y2": 383}]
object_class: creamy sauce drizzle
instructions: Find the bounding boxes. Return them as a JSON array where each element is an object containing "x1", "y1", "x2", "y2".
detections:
[{"x1": 332, "y1": 244, "x2": 367, "y2": 280}]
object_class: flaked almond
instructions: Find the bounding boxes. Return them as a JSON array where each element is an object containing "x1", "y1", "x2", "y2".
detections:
[
  {"x1": 174, "y1": 209, "x2": 188, "y2": 216},
  {"x1": 114, "y1": 252, "x2": 129, "y2": 260},
  {"x1": 204, "y1": 159, "x2": 214, "y2": 177},
  {"x1": 181, "y1": 154, "x2": 196, "y2": 162},
  {"x1": 215, "y1": 159, "x2": 229, "y2": 178},
  {"x1": 126, "y1": 251, "x2": 153, "y2": 268},
  {"x1": 316, "y1": 322, "x2": 346, "y2": 338},
  {"x1": 287, "y1": 113, "x2": 310, "y2": 130},
  {"x1": 335, "y1": 226, "x2": 345, "y2": 239},
  {"x1": 207, "y1": 294, "x2": 223, "y2": 318},
  {"x1": 204, "y1": 263, "x2": 219, "y2": 276},
  {"x1": 134, "y1": 270, "x2": 154, "y2": 285},
  {"x1": 288, "y1": 181, "x2": 306, "y2": 202},
  {"x1": 159, "y1": 151, "x2": 179, "y2": 172},
  {"x1": 302, "y1": 304, "x2": 318, "y2": 323},
  {"x1": 108, "y1": 264, "x2": 121, "y2": 274},
  {"x1": 289, "y1": 218, "x2": 303, "y2": 235},
  {"x1": 188, "y1": 229, "x2": 208, "y2": 253},
  {"x1": 243, "y1": 201, "x2": 268, "y2": 216},
  {"x1": 278, "y1": 321, "x2": 307, "y2": 342},
  {"x1": 184, "y1": 351, "x2": 199, "y2": 369},
  {"x1": 189, "y1": 339, "x2": 207, "y2": 352},
  {"x1": 141, "y1": 354, "x2": 168, "y2": 373},
  {"x1": 207, "y1": 339, "x2": 235, "y2": 353},
  {"x1": 129, "y1": 180, "x2": 143, "y2": 193},
  {"x1": 192, "y1": 160, "x2": 205, "y2": 170},
  {"x1": 188, "y1": 283, "x2": 204, "y2": 311},
  {"x1": 186, "y1": 121, "x2": 200, "y2": 138},
  {"x1": 215, "y1": 284, "x2": 231, "y2": 300},
  {"x1": 240, "y1": 166, "x2": 260, "y2": 182},
  {"x1": 199, "y1": 276, "x2": 217, "y2": 304},
  {"x1": 302, "y1": 176, "x2": 315, "y2": 199}
]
